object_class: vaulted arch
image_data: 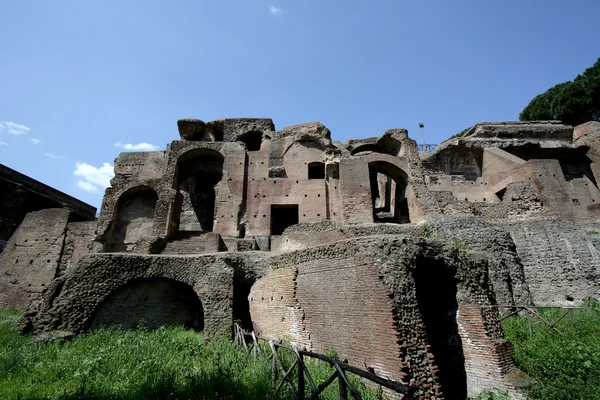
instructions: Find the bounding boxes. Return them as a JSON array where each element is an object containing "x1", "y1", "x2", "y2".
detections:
[{"x1": 88, "y1": 277, "x2": 204, "y2": 331}]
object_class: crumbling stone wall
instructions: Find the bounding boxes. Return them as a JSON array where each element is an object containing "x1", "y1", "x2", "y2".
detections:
[
  {"x1": 251, "y1": 236, "x2": 522, "y2": 399},
  {"x1": 0, "y1": 209, "x2": 97, "y2": 309},
  {"x1": 508, "y1": 220, "x2": 600, "y2": 306}
]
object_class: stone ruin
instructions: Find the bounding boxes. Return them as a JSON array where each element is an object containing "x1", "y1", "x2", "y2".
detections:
[{"x1": 2, "y1": 118, "x2": 600, "y2": 399}]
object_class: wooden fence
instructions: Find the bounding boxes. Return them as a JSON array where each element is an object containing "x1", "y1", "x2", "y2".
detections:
[
  {"x1": 233, "y1": 324, "x2": 417, "y2": 400},
  {"x1": 489, "y1": 304, "x2": 581, "y2": 335}
]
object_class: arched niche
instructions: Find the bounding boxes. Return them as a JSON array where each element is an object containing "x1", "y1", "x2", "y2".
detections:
[
  {"x1": 88, "y1": 277, "x2": 204, "y2": 331},
  {"x1": 174, "y1": 148, "x2": 224, "y2": 233},
  {"x1": 368, "y1": 161, "x2": 410, "y2": 223},
  {"x1": 107, "y1": 186, "x2": 158, "y2": 252},
  {"x1": 283, "y1": 141, "x2": 325, "y2": 180}
]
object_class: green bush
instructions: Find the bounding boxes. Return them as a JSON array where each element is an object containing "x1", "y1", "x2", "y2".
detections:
[
  {"x1": 502, "y1": 300, "x2": 600, "y2": 400},
  {"x1": 0, "y1": 308, "x2": 385, "y2": 400}
]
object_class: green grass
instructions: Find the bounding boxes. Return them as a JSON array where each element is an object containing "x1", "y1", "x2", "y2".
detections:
[
  {"x1": 0, "y1": 308, "x2": 386, "y2": 400},
  {"x1": 501, "y1": 300, "x2": 600, "y2": 400}
]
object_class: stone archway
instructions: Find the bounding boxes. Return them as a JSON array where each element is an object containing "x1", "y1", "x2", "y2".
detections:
[
  {"x1": 88, "y1": 277, "x2": 204, "y2": 331},
  {"x1": 368, "y1": 161, "x2": 410, "y2": 223},
  {"x1": 174, "y1": 148, "x2": 224, "y2": 233}
]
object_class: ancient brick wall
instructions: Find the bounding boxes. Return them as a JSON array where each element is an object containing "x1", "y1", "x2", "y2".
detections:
[
  {"x1": 248, "y1": 266, "x2": 310, "y2": 348},
  {"x1": 25, "y1": 253, "x2": 249, "y2": 339},
  {"x1": 458, "y1": 305, "x2": 523, "y2": 399},
  {"x1": 508, "y1": 220, "x2": 600, "y2": 306},
  {"x1": 295, "y1": 257, "x2": 405, "y2": 382},
  {"x1": 0, "y1": 209, "x2": 70, "y2": 308}
]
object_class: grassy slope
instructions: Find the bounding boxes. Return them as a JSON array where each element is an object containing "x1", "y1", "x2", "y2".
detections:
[
  {"x1": 0, "y1": 309, "x2": 385, "y2": 400},
  {"x1": 501, "y1": 300, "x2": 600, "y2": 400}
]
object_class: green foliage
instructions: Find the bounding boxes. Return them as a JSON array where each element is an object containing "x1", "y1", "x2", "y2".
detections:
[
  {"x1": 502, "y1": 300, "x2": 600, "y2": 400},
  {"x1": 468, "y1": 388, "x2": 511, "y2": 400},
  {"x1": 586, "y1": 230, "x2": 599, "y2": 236},
  {"x1": 442, "y1": 126, "x2": 471, "y2": 143},
  {"x1": 421, "y1": 223, "x2": 432, "y2": 237},
  {"x1": 520, "y1": 58, "x2": 600, "y2": 125},
  {"x1": 0, "y1": 308, "x2": 385, "y2": 400},
  {"x1": 451, "y1": 237, "x2": 468, "y2": 250}
]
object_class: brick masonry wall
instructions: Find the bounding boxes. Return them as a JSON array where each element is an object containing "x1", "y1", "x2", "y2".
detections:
[
  {"x1": 249, "y1": 266, "x2": 310, "y2": 348},
  {"x1": 508, "y1": 220, "x2": 600, "y2": 306},
  {"x1": 0, "y1": 209, "x2": 70, "y2": 308},
  {"x1": 295, "y1": 257, "x2": 405, "y2": 382},
  {"x1": 458, "y1": 305, "x2": 523, "y2": 399}
]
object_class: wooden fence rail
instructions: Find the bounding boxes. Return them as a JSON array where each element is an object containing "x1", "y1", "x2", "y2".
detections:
[
  {"x1": 233, "y1": 324, "x2": 417, "y2": 400},
  {"x1": 487, "y1": 304, "x2": 581, "y2": 335}
]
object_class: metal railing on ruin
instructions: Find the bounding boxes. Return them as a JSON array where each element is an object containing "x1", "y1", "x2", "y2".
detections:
[
  {"x1": 417, "y1": 144, "x2": 437, "y2": 152},
  {"x1": 233, "y1": 323, "x2": 417, "y2": 400},
  {"x1": 488, "y1": 304, "x2": 581, "y2": 336}
]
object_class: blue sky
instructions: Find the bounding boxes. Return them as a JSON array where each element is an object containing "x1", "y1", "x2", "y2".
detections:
[{"x1": 1, "y1": 1, "x2": 599, "y2": 209}]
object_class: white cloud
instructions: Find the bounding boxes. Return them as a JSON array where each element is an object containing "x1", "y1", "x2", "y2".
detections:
[
  {"x1": 73, "y1": 161, "x2": 114, "y2": 194},
  {"x1": 45, "y1": 152, "x2": 58, "y2": 159},
  {"x1": 0, "y1": 141, "x2": 8, "y2": 146},
  {"x1": 76, "y1": 180, "x2": 99, "y2": 193},
  {"x1": 269, "y1": 6, "x2": 282, "y2": 15},
  {"x1": 0, "y1": 121, "x2": 31, "y2": 135},
  {"x1": 30, "y1": 138, "x2": 41, "y2": 145},
  {"x1": 114, "y1": 141, "x2": 160, "y2": 151}
]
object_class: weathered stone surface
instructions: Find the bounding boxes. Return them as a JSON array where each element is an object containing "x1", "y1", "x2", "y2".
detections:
[{"x1": 177, "y1": 118, "x2": 206, "y2": 140}]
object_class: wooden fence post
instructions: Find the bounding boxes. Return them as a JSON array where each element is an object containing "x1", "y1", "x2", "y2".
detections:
[
  {"x1": 338, "y1": 372, "x2": 348, "y2": 400},
  {"x1": 298, "y1": 353, "x2": 305, "y2": 400}
]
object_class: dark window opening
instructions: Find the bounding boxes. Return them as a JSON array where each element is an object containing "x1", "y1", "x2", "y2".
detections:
[
  {"x1": 308, "y1": 162, "x2": 325, "y2": 179},
  {"x1": 240, "y1": 131, "x2": 263, "y2": 152},
  {"x1": 496, "y1": 188, "x2": 506, "y2": 202},
  {"x1": 413, "y1": 259, "x2": 466, "y2": 400},
  {"x1": 233, "y1": 271, "x2": 254, "y2": 331},
  {"x1": 271, "y1": 205, "x2": 299, "y2": 235}
]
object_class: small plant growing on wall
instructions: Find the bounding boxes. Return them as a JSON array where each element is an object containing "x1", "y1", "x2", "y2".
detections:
[
  {"x1": 421, "y1": 224, "x2": 432, "y2": 237},
  {"x1": 469, "y1": 388, "x2": 511, "y2": 400}
]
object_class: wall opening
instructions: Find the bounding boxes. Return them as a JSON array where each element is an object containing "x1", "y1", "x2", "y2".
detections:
[
  {"x1": 413, "y1": 258, "x2": 467, "y2": 400},
  {"x1": 308, "y1": 162, "x2": 325, "y2": 179},
  {"x1": 88, "y1": 277, "x2": 204, "y2": 331},
  {"x1": 240, "y1": 131, "x2": 263, "y2": 151},
  {"x1": 175, "y1": 149, "x2": 224, "y2": 233},
  {"x1": 108, "y1": 187, "x2": 158, "y2": 252},
  {"x1": 233, "y1": 269, "x2": 254, "y2": 331},
  {"x1": 271, "y1": 205, "x2": 299, "y2": 235},
  {"x1": 368, "y1": 161, "x2": 410, "y2": 223}
]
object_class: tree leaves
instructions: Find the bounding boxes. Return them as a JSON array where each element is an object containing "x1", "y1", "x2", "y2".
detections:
[{"x1": 520, "y1": 58, "x2": 600, "y2": 125}]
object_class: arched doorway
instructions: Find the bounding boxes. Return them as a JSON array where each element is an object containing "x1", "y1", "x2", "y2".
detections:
[
  {"x1": 368, "y1": 161, "x2": 410, "y2": 223},
  {"x1": 88, "y1": 277, "x2": 204, "y2": 331},
  {"x1": 413, "y1": 258, "x2": 467, "y2": 400},
  {"x1": 174, "y1": 149, "x2": 224, "y2": 233},
  {"x1": 108, "y1": 187, "x2": 158, "y2": 252}
]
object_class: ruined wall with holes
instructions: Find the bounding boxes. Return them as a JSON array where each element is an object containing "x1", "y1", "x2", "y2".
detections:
[
  {"x1": 250, "y1": 236, "x2": 524, "y2": 399},
  {"x1": 22, "y1": 251, "x2": 270, "y2": 339}
]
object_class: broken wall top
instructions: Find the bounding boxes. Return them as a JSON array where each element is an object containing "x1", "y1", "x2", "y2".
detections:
[{"x1": 463, "y1": 121, "x2": 573, "y2": 140}]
